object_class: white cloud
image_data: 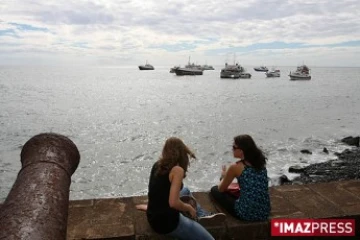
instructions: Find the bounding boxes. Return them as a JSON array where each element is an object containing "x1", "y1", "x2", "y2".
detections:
[{"x1": 0, "y1": 0, "x2": 359, "y2": 66}]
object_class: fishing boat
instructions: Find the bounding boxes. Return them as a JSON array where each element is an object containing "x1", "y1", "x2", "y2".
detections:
[
  {"x1": 220, "y1": 63, "x2": 251, "y2": 79},
  {"x1": 173, "y1": 56, "x2": 204, "y2": 75},
  {"x1": 138, "y1": 61, "x2": 154, "y2": 70},
  {"x1": 289, "y1": 65, "x2": 311, "y2": 80},
  {"x1": 170, "y1": 66, "x2": 180, "y2": 73},
  {"x1": 266, "y1": 68, "x2": 280, "y2": 77},
  {"x1": 254, "y1": 66, "x2": 269, "y2": 72},
  {"x1": 174, "y1": 67, "x2": 203, "y2": 76},
  {"x1": 185, "y1": 62, "x2": 203, "y2": 70},
  {"x1": 201, "y1": 64, "x2": 215, "y2": 70}
]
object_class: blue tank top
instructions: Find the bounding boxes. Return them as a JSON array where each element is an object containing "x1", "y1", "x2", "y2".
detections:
[{"x1": 234, "y1": 163, "x2": 271, "y2": 221}]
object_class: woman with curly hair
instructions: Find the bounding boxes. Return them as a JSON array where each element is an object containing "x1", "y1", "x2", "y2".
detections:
[
  {"x1": 145, "y1": 137, "x2": 223, "y2": 240},
  {"x1": 210, "y1": 134, "x2": 271, "y2": 221}
]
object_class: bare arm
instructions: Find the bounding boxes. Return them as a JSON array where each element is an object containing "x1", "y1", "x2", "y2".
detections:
[
  {"x1": 168, "y1": 166, "x2": 196, "y2": 217},
  {"x1": 218, "y1": 163, "x2": 244, "y2": 192}
]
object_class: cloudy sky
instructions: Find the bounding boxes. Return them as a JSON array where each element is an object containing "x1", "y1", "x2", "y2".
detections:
[{"x1": 0, "y1": 0, "x2": 359, "y2": 67}]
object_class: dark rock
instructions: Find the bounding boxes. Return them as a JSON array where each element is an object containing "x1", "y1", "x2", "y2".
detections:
[
  {"x1": 279, "y1": 175, "x2": 291, "y2": 185},
  {"x1": 338, "y1": 149, "x2": 354, "y2": 159},
  {"x1": 300, "y1": 158, "x2": 308, "y2": 163},
  {"x1": 291, "y1": 148, "x2": 360, "y2": 185},
  {"x1": 330, "y1": 160, "x2": 345, "y2": 167},
  {"x1": 341, "y1": 136, "x2": 360, "y2": 147},
  {"x1": 323, "y1": 147, "x2": 329, "y2": 154},
  {"x1": 300, "y1": 149, "x2": 312, "y2": 154},
  {"x1": 289, "y1": 166, "x2": 305, "y2": 173}
]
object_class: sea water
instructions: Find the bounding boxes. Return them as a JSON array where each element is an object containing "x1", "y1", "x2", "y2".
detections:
[{"x1": 0, "y1": 65, "x2": 359, "y2": 201}]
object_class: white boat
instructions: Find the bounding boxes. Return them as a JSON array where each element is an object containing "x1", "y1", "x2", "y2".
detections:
[
  {"x1": 266, "y1": 69, "x2": 280, "y2": 77},
  {"x1": 239, "y1": 73, "x2": 252, "y2": 78},
  {"x1": 220, "y1": 63, "x2": 251, "y2": 79},
  {"x1": 254, "y1": 66, "x2": 269, "y2": 72},
  {"x1": 138, "y1": 61, "x2": 154, "y2": 70},
  {"x1": 289, "y1": 65, "x2": 311, "y2": 80}
]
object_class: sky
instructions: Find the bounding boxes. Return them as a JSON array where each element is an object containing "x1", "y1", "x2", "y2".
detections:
[{"x1": 0, "y1": 0, "x2": 359, "y2": 67}]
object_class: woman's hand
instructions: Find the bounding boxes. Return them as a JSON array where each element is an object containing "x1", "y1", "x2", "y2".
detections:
[
  {"x1": 186, "y1": 204, "x2": 197, "y2": 219},
  {"x1": 220, "y1": 165, "x2": 227, "y2": 179},
  {"x1": 218, "y1": 163, "x2": 244, "y2": 192}
]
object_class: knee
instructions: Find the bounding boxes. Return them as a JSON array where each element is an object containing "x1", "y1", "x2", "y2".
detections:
[
  {"x1": 210, "y1": 185, "x2": 219, "y2": 196},
  {"x1": 181, "y1": 186, "x2": 191, "y2": 195}
]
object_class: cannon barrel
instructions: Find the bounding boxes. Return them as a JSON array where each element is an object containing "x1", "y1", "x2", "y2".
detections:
[{"x1": 0, "y1": 133, "x2": 80, "y2": 240}]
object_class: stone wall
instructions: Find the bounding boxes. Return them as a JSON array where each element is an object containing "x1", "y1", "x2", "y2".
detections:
[{"x1": 67, "y1": 180, "x2": 360, "y2": 239}]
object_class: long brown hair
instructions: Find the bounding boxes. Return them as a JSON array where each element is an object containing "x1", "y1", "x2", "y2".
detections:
[
  {"x1": 234, "y1": 135, "x2": 266, "y2": 170},
  {"x1": 156, "y1": 137, "x2": 196, "y2": 178}
]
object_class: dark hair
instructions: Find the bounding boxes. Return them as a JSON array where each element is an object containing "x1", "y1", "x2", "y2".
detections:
[
  {"x1": 234, "y1": 135, "x2": 266, "y2": 170},
  {"x1": 156, "y1": 137, "x2": 195, "y2": 178}
]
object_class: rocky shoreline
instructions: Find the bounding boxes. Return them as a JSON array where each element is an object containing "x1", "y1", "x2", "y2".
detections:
[{"x1": 280, "y1": 136, "x2": 360, "y2": 185}]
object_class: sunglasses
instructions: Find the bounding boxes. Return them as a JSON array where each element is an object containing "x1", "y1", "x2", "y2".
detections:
[{"x1": 232, "y1": 145, "x2": 240, "y2": 150}]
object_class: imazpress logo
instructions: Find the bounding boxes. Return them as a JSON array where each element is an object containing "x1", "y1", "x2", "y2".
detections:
[{"x1": 271, "y1": 219, "x2": 355, "y2": 236}]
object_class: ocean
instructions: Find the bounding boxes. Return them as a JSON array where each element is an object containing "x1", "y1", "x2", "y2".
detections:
[{"x1": 0, "y1": 65, "x2": 359, "y2": 201}]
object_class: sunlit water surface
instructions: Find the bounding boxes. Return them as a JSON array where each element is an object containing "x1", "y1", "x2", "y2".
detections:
[{"x1": 0, "y1": 65, "x2": 359, "y2": 201}]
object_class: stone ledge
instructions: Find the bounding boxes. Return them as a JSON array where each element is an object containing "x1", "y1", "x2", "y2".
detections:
[{"x1": 64, "y1": 179, "x2": 358, "y2": 239}]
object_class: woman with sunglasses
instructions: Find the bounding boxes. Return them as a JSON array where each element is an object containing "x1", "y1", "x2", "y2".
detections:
[
  {"x1": 210, "y1": 134, "x2": 270, "y2": 221},
  {"x1": 145, "y1": 137, "x2": 218, "y2": 240}
]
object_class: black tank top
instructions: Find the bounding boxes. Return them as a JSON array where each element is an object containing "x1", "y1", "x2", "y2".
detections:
[{"x1": 146, "y1": 162, "x2": 180, "y2": 234}]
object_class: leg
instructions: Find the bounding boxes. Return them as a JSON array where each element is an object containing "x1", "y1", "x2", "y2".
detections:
[
  {"x1": 167, "y1": 214, "x2": 215, "y2": 240},
  {"x1": 180, "y1": 186, "x2": 191, "y2": 197},
  {"x1": 135, "y1": 204, "x2": 147, "y2": 211},
  {"x1": 180, "y1": 186, "x2": 210, "y2": 217},
  {"x1": 195, "y1": 203, "x2": 210, "y2": 218},
  {"x1": 210, "y1": 185, "x2": 238, "y2": 218}
]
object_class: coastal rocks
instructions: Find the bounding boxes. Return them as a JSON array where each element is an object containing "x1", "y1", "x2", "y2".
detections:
[
  {"x1": 300, "y1": 149, "x2": 312, "y2": 155},
  {"x1": 288, "y1": 165, "x2": 305, "y2": 173},
  {"x1": 341, "y1": 136, "x2": 359, "y2": 147},
  {"x1": 285, "y1": 147, "x2": 360, "y2": 185},
  {"x1": 323, "y1": 147, "x2": 329, "y2": 154},
  {"x1": 279, "y1": 174, "x2": 291, "y2": 185}
]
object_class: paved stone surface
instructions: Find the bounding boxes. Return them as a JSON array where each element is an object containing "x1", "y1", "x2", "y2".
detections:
[
  {"x1": 67, "y1": 197, "x2": 134, "y2": 240},
  {"x1": 4, "y1": 180, "x2": 359, "y2": 239},
  {"x1": 269, "y1": 188, "x2": 306, "y2": 218},
  {"x1": 273, "y1": 184, "x2": 345, "y2": 218},
  {"x1": 64, "y1": 180, "x2": 360, "y2": 239},
  {"x1": 193, "y1": 192, "x2": 227, "y2": 239},
  {"x1": 307, "y1": 180, "x2": 360, "y2": 216},
  {"x1": 341, "y1": 179, "x2": 360, "y2": 197}
]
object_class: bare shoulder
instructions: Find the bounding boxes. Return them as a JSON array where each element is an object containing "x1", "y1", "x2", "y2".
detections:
[
  {"x1": 171, "y1": 165, "x2": 184, "y2": 173},
  {"x1": 230, "y1": 161, "x2": 244, "y2": 176},
  {"x1": 170, "y1": 166, "x2": 184, "y2": 176},
  {"x1": 169, "y1": 166, "x2": 184, "y2": 183}
]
